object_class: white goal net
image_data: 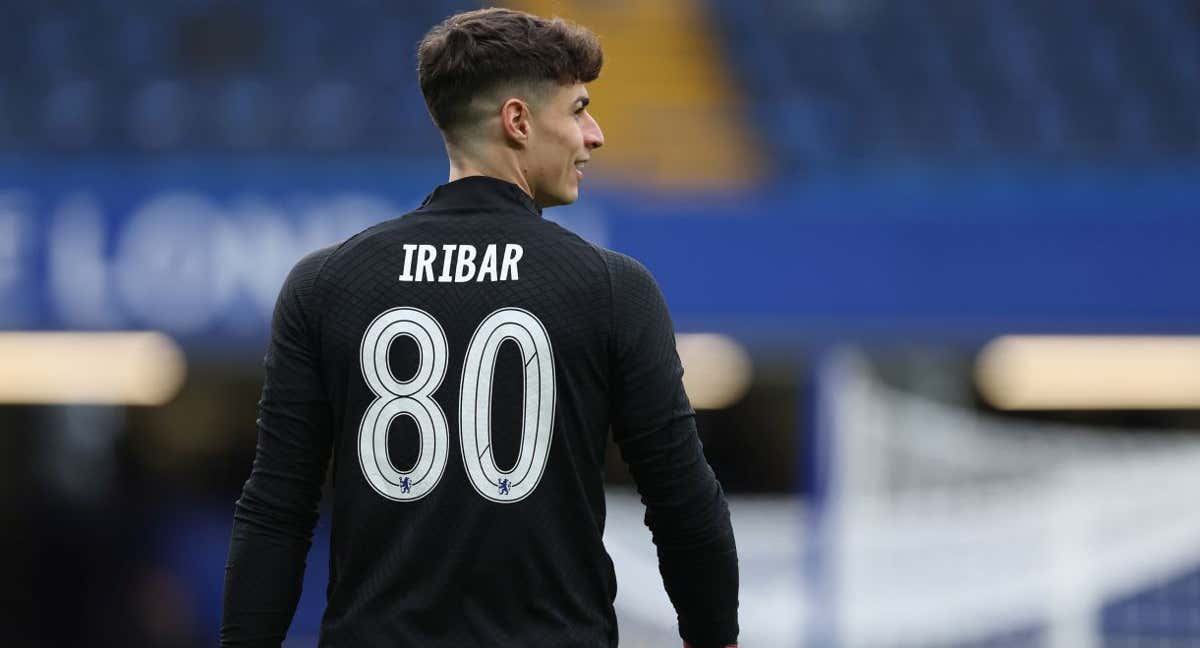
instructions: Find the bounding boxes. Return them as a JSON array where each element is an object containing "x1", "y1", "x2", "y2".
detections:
[{"x1": 814, "y1": 349, "x2": 1200, "y2": 648}]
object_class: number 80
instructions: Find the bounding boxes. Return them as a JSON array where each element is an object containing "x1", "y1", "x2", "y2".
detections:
[{"x1": 357, "y1": 307, "x2": 556, "y2": 504}]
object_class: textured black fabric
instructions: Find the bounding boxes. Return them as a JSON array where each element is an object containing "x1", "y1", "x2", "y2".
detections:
[{"x1": 221, "y1": 175, "x2": 738, "y2": 647}]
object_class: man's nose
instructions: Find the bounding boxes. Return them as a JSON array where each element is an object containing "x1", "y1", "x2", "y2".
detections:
[{"x1": 585, "y1": 113, "x2": 604, "y2": 150}]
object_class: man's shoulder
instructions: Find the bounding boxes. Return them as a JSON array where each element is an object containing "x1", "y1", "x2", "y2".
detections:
[
  {"x1": 323, "y1": 213, "x2": 411, "y2": 262},
  {"x1": 284, "y1": 243, "x2": 339, "y2": 296},
  {"x1": 590, "y1": 246, "x2": 659, "y2": 293},
  {"x1": 593, "y1": 246, "x2": 645, "y2": 273},
  {"x1": 295, "y1": 211, "x2": 430, "y2": 284}
]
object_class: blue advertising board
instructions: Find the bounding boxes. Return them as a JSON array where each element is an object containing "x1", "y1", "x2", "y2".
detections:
[{"x1": 2, "y1": 156, "x2": 1198, "y2": 347}]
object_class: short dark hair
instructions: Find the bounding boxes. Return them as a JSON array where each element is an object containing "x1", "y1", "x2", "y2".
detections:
[{"x1": 417, "y1": 8, "x2": 603, "y2": 138}]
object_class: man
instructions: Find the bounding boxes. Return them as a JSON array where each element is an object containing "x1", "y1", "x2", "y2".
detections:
[{"x1": 221, "y1": 8, "x2": 738, "y2": 648}]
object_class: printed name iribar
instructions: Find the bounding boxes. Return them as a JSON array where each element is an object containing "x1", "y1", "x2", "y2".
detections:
[{"x1": 398, "y1": 243, "x2": 523, "y2": 283}]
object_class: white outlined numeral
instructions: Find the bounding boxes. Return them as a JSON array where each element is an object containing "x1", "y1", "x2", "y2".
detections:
[
  {"x1": 460, "y1": 308, "x2": 556, "y2": 503},
  {"x1": 358, "y1": 307, "x2": 450, "y2": 501},
  {"x1": 357, "y1": 307, "x2": 555, "y2": 504}
]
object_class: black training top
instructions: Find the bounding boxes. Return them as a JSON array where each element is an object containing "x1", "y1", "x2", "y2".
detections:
[{"x1": 221, "y1": 175, "x2": 739, "y2": 648}]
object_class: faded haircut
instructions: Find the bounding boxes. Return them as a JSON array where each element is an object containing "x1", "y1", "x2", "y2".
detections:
[{"x1": 417, "y1": 7, "x2": 602, "y2": 142}]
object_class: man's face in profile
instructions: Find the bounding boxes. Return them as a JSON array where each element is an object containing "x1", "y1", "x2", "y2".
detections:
[{"x1": 524, "y1": 82, "x2": 604, "y2": 207}]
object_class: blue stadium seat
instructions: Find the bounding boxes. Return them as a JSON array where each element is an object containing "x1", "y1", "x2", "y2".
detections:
[
  {"x1": 707, "y1": 0, "x2": 1200, "y2": 167},
  {"x1": 43, "y1": 79, "x2": 100, "y2": 149},
  {"x1": 217, "y1": 77, "x2": 279, "y2": 150},
  {"x1": 1104, "y1": 567, "x2": 1200, "y2": 641},
  {"x1": 293, "y1": 81, "x2": 366, "y2": 151},
  {"x1": 2, "y1": 0, "x2": 1194, "y2": 161},
  {"x1": 128, "y1": 78, "x2": 193, "y2": 151}
]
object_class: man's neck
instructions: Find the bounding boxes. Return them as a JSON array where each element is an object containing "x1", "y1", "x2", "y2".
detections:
[{"x1": 448, "y1": 150, "x2": 534, "y2": 201}]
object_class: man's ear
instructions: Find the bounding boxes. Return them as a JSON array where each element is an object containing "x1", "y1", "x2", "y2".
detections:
[{"x1": 500, "y1": 98, "x2": 532, "y2": 146}]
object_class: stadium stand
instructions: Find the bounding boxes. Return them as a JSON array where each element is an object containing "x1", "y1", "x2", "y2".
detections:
[
  {"x1": 4, "y1": 4, "x2": 1200, "y2": 645},
  {"x1": 6, "y1": 0, "x2": 1195, "y2": 171},
  {"x1": 3, "y1": 0, "x2": 473, "y2": 153},
  {"x1": 709, "y1": 0, "x2": 1200, "y2": 167}
]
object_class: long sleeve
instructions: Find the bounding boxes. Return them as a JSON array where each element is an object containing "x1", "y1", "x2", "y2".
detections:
[
  {"x1": 221, "y1": 250, "x2": 334, "y2": 646},
  {"x1": 605, "y1": 251, "x2": 739, "y2": 648}
]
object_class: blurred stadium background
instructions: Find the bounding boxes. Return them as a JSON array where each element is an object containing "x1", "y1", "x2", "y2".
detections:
[{"x1": 2, "y1": 0, "x2": 1199, "y2": 646}]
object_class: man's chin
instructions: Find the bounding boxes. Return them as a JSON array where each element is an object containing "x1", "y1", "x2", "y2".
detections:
[
  {"x1": 562, "y1": 183, "x2": 581, "y2": 205},
  {"x1": 535, "y1": 188, "x2": 578, "y2": 209}
]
